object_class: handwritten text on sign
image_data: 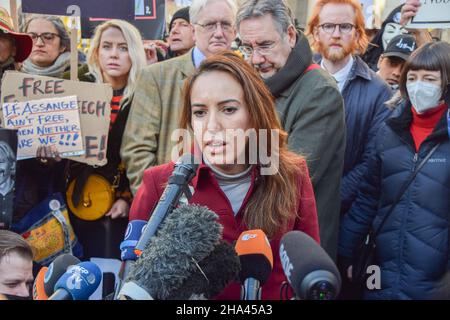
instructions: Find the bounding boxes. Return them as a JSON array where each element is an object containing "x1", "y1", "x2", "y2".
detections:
[
  {"x1": 0, "y1": 72, "x2": 112, "y2": 166},
  {"x1": 2, "y1": 96, "x2": 84, "y2": 160}
]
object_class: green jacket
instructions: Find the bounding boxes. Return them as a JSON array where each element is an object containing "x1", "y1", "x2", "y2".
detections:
[
  {"x1": 265, "y1": 33, "x2": 346, "y2": 260},
  {"x1": 120, "y1": 49, "x2": 195, "y2": 195}
]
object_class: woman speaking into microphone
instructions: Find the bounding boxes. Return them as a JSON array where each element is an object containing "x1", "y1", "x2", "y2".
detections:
[{"x1": 129, "y1": 51, "x2": 320, "y2": 300}]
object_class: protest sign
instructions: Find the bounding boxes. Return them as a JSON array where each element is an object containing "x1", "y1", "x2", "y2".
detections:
[
  {"x1": 2, "y1": 96, "x2": 83, "y2": 160},
  {"x1": 407, "y1": 0, "x2": 450, "y2": 29},
  {"x1": 0, "y1": 71, "x2": 112, "y2": 166},
  {"x1": 81, "y1": 0, "x2": 166, "y2": 40},
  {"x1": 21, "y1": 0, "x2": 134, "y2": 19}
]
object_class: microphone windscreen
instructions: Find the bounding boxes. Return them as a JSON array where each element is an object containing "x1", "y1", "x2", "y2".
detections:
[
  {"x1": 44, "y1": 254, "x2": 81, "y2": 296},
  {"x1": 279, "y1": 231, "x2": 341, "y2": 299},
  {"x1": 235, "y1": 229, "x2": 273, "y2": 284},
  {"x1": 126, "y1": 204, "x2": 223, "y2": 299},
  {"x1": 53, "y1": 261, "x2": 102, "y2": 300},
  {"x1": 33, "y1": 267, "x2": 49, "y2": 300},
  {"x1": 165, "y1": 241, "x2": 241, "y2": 299}
]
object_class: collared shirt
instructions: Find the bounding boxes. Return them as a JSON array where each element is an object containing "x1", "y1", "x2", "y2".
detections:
[
  {"x1": 321, "y1": 55, "x2": 354, "y2": 92},
  {"x1": 192, "y1": 46, "x2": 206, "y2": 69}
]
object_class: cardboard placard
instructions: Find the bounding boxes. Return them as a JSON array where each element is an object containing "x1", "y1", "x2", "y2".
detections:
[
  {"x1": 407, "y1": 0, "x2": 450, "y2": 29},
  {"x1": 0, "y1": 71, "x2": 111, "y2": 166},
  {"x1": 2, "y1": 96, "x2": 84, "y2": 160}
]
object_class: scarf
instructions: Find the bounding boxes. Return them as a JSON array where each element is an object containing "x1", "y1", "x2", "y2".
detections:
[
  {"x1": 22, "y1": 51, "x2": 71, "y2": 78},
  {"x1": 264, "y1": 31, "x2": 313, "y2": 97}
]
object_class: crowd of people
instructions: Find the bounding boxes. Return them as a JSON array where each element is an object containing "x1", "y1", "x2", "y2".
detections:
[{"x1": 0, "y1": 0, "x2": 449, "y2": 300}]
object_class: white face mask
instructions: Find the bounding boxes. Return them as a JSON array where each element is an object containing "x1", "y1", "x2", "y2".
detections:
[{"x1": 406, "y1": 81, "x2": 442, "y2": 114}]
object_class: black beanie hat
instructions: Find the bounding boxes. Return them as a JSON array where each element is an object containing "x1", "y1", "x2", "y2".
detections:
[{"x1": 169, "y1": 6, "x2": 190, "y2": 32}]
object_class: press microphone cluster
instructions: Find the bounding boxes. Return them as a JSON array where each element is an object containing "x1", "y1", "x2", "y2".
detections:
[
  {"x1": 279, "y1": 231, "x2": 341, "y2": 300},
  {"x1": 235, "y1": 230, "x2": 273, "y2": 300},
  {"x1": 33, "y1": 253, "x2": 81, "y2": 300},
  {"x1": 33, "y1": 254, "x2": 102, "y2": 300},
  {"x1": 118, "y1": 204, "x2": 227, "y2": 300},
  {"x1": 116, "y1": 154, "x2": 199, "y2": 297},
  {"x1": 48, "y1": 262, "x2": 102, "y2": 300}
]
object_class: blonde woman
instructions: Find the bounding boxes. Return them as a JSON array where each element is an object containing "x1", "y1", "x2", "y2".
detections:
[{"x1": 66, "y1": 20, "x2": 147, "y2": 265}]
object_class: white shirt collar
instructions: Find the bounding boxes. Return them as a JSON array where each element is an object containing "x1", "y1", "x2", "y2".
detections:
[{"x1": 321, "y1": 55, "x2": 354, "y2": 92}]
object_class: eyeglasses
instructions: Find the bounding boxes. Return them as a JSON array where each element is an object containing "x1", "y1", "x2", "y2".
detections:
[
  {"x1": 319, "y1": 23, "x2": 355, "y2": 34},
  {"x1": 27, "y1": 32, "x2": 60, "y2": 43},
  {"x1": 238, "y1": 39, "x2": 281, "y2": 58},
  {"x1": 195, "y1": 21, "x2": 233, "y2": 33}
]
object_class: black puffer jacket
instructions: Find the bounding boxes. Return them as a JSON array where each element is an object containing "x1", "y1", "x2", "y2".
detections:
[{"x1": 339, "y1": 90, "x2": 450, "y2": 299}]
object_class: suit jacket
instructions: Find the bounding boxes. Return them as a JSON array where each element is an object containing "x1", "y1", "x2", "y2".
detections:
[{"x1": 120, "y1": 49, "x2": 195, "y2": 194}]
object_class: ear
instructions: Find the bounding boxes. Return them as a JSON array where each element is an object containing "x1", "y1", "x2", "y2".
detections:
[
  {"x1": 377, "y1": 55, "x2": 383, "y2": 70},
  {"x1": 59, "y1": 45, "x2": 66, "y2": 54},
  {"x1": 192, "y1": 24, "x2": 197, "y2": 43},
  {"x1": 287, "y1": 25, "x2": 296, "y2": 48},
  {"x1": 312, "y1": 26, "x2": 320, "y2": 44}
]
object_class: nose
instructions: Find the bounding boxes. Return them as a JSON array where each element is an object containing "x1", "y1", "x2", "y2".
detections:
[
  {"x1": 251, "y1": 50, "x2": 265, "y2": 66},
  {"x1": 35, "y1": 36, "x2": 45, "y2": 46},
  {"x1": 392, "y1": 65, "x2": 402, "y2": 78},
  {"x1": 331, "y1": 25, "x2": 341, "y2": 38},
  {"x1": 15, "y1": 283, "x2": 30, "y2": 298},
  {"x1": 170, "y1": 25, "x2": 180, "y2": 36},
  {"x1": 212, "y1": 23, "x2": 225, "y2": 38},
  {"x1": 206, "y1": 111, "x2": 221, "y2": 132},
  {"x1": 110, "y1": 47, "x2": 119, "y2": 58}
]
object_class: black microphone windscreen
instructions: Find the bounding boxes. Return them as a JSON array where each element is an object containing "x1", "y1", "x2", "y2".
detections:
[
  {"x1": 125, "y1": 204, "x2": 223, "y2": 299},
  {"x1": 239, "y1": 255, "x2": 272, "y2": 284},
  {"x1": 43, "y1": 254, "x2": 81, "y2": 297},
  {"x1": 280, "y1": 231, "x2": 341, "y2": 299},
  {"x1": 165, "y1": 241, "x2": 241, "y2": 300}
]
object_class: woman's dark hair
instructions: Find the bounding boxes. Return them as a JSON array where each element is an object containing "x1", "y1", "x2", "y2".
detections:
[{"x1": 399, "y1": 41, "x2": 450, "y2": 101}]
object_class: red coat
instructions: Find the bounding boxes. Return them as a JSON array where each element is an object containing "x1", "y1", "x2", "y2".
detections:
[{"x1": 129, "y1": 160, "x2": 320, "y2": 300}]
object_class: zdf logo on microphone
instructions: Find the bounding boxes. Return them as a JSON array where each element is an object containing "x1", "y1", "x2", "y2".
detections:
[{"x1": 242, "y1": 233, "x2": 257, "y2": 241}]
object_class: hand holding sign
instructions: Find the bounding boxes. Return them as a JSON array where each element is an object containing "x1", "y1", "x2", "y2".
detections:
[
  {"x1": 400, "y1": 0, "x2": 421, "y2": 26},
  {"x1": 406, "y1": 0, "x2": 450, "y2": 29}
]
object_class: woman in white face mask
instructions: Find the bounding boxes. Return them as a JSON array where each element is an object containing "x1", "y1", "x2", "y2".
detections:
[{"x1": 338, "y1": 41, "x2": 450, "y2": 300}]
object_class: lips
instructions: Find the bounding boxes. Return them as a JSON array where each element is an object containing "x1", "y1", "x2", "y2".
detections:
[{"x1": 107, "y1": 63, "x2": 121, "y2": 69}]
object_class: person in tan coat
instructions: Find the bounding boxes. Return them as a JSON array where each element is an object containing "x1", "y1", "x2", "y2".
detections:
[{"x1": 121, "y1": 0, "x2": 237, "y2": 195}]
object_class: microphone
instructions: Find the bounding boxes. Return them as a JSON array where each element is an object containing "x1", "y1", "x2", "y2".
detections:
[
  {"x1": 235, "y1": 230, "x2": 273, "y2": 300},
  {"x1": 48, "y1": 262, "x2": 102, "y2": 300},
  {"x1": 165, "y1": 241, "x2": 241, "y2": 300},
  {"x1": 120, "y1": 220, "x2": 147, "y2": 261},
  {"x1": 118, "y1": 204, "x2": 222, "y2": 300},
  {"x1": 44, "y1": 254, "x2": 81, "y2": 297},
  {"x1": 279, "y1": 231, "x2": 341, "y2": 300},
  {"x1": 134, "y1": 154, "x2": 199, "y2": 255},
  {"x1": 33, "y1": 267, "x2": 49, "y2": 300},
  {"x1": 114, "y1": 220, "x2": 147, "y2": 299}
]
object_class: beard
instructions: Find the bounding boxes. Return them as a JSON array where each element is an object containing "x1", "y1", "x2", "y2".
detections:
[{"x1": 317, "y1": 40, "x2": 357, "y2": 62}]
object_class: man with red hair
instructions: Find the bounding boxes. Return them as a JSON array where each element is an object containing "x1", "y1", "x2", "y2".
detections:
[{"x1": 307, "y1": 0, "x2": 391, "y2": 217}]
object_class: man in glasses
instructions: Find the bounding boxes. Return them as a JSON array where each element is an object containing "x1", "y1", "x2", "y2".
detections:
[
  {"x1": 237, "y1": 0, "x2": 345, "y2": 261},
  {"x1": 121, "y1": 0, "x2": 237, "y2": 195},
  {"x1": 307, "y1": 0, "x2": 391, "y2": 217}
]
